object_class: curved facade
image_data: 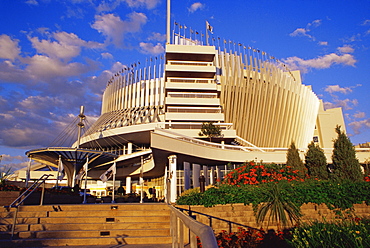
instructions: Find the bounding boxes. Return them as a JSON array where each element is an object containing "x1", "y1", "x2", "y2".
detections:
[
  {"x1": 83, "y1": 40, "x2": 320, "y2": 149},
  {"x1": 218, "y1": 51, "x2": 320, "y2": 148}
]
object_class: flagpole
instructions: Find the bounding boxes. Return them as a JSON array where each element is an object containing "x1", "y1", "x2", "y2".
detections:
[
  {"x1": 83, "y1": 157, "x2": 89, "y2": 204},
  {"x1": 140, "y1": 156, "x2": 143, "y2": 204},
  {"x1": 111, "y1": 161, "x2": 116, "y2": 203},
  {"x1": 206, "y1": 21, "x2": 209, "y2": 46}
]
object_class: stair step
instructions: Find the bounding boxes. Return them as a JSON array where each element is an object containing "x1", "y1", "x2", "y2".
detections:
[
  {"x1": 2, "y1": 203, "x2": 169, "y2": 212},
  {"x1": 15, "y1": 228, "x2": 171, "y2": 238},
  {"x1": 47, "y1": 209, "x2": 170, "y2": 217},
  {"x1": 41, "y1": 215, "x2": 169, "y2": 224},
  {"x1": 0, "y1": 203, "x2": 172, "y2": 246},
  {"x1": 0, "y1": 235, "x2": 172, "y2": 247}
]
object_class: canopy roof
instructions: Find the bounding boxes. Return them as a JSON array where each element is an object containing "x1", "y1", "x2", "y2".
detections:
[{"x1": 26, "y1": 147, "x2": 117, "y2": 171}]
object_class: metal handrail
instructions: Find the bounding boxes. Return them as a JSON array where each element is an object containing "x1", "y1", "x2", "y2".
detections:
[
  {"x1": 176, "y1": 206, "x2": 262, "y2": 234},
  {"x1": 168, "y1": 204, "x2": 218, "y2": 248},
  {"x1": 4, "y1": 173, "x2": 53, "y2": 239}
]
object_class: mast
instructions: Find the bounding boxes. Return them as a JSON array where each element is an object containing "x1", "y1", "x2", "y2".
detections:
[
  {"x1": 166, "y1": 0, "x2": 171, "y2": 44},
  {"x1": 76, "y1": 106, "x2": 85, "y2": 149}
]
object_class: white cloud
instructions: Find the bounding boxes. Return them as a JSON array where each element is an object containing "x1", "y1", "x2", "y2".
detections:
[
  {"x1": 19, "y1": 95, "x2": 63, "y2": 111},
  {"x1": 337, "y1": 45, "x2": 354, "y2": 53},
  {"x1": 0, "y1": 154, "x2": 25, "y2": 162},
  {"x1": 342, "y1": 33, "x2": 362, "y2": 43},
  {"x1": 25, "y1": 0, "x2": 38, "y2": 5},
  {"x1": 92, "y1": 12, "x2": 147, "y2": 47},
  {"x1": 53, "y1": 32, "x2": 104, "y2": 49},
  {"x1": 324, "y1": 85, "x2": 353, "y2": 94},
  {"x1": 28, "y1": 32, "x2": 104, "y2": 62},
  {"x1": 324, "y1": 98, "x2": 358, "y2": 110},
  {"x1": 353, "y1": 111, "x2": 366, "y2": 119},
  {"x1": 283, "y1": 53, "x2": 356, "y2": 73},
  {"x1": 289, "y1": 19, "x2": 322, "y2": 41},
  {"x1": 0, "y1": 35, "x2": 21, "y2": 61},
  {"x1": 290, "y1": 28, "x2": 314, "y2": 39},
  {"x1": 148, "y1": 32, "x2": 166, "y2": 42},
  {"x1": 361, "y1": 20, "x2": 370, "y2": 25},
  {"x1": 139, "y1": 42, "x2": 165, "y2": 55},
  {"x1": 188, "y1": 2, "x2": 205, "y2": 13},
  {"x1": 101, "y1": 52, "x2": 113, "y2": 59},
  {"x1": 24, "y1": 55, "x2": 93, "y2": 81},
  {"x1": 319, "y1": 41, "x2": 328, "y2": 46},
  {"x1": 29, "y1": 36, "x2": 81, "y2": 61},
  {"x1": 124, "y1": 0, "x2": 160, "y2": 9},
  {"x1": 96, "y1": 0, "x2": 160, "y2": 12},
  {"x1": 349, "y1": 119, "x2": 370, "y2": 135}
]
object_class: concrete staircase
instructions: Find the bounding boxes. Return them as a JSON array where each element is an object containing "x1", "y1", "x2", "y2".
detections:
[{"x1": 0, "y1": 203, "x2": 171, "y2": 247}]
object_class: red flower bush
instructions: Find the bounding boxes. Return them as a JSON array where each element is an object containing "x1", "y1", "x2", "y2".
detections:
[
  {"x1": 197, "y1": 227, "x2": 292, "y2": 248},
  {"x1": 222, "y1": 162, "x2": 305, "y2": 186},
  {"x1": 365, "y1": 175, "x2": 370, "y2": 182}
]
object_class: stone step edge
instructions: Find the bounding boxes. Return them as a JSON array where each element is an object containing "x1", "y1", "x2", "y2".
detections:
[
  {"x1": 4, "y1": 227, "x2": 171, "y2": 234},
  {"x1": 1, "y1": 210, "x2": 170, "y2": 215},
  {"x1": 1, "y1": 216, "x2": 170, "y2": 221},
  {"x1": 0, "y1": 235, "x2": 173, "y2": 244},
  {"x1": 1, "y1": 223, "x2": 170, "y2": 230}
]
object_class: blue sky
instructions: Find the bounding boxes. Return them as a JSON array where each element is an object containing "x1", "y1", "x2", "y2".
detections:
[{"x1": 0, "y1": 0, "x2": 369, "y2": 170}]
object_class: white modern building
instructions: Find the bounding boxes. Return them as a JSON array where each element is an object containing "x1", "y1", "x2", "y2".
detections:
[{"x1": 24, "y1": 16, "x2": 370, "y2": 202}]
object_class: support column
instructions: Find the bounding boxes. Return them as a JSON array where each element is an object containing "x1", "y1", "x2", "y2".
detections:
[
  {"x1": 210, "y1": 167, "x2": 215, "y2": 185},
  {"x1": 127, "y1": 142, "x2": 132, "y2": 154},
  {"x1": 26, "y1": 157, "x2": 32, "y2": 188},
  {"x1": 184, "y1": 162, "x2": 191, "y2": 190},
  {"x1": 203, "y1": 165, "x2": 209, "y2": 186},
  {"x1": 193, "y1": 164, "x2": 200, "y2": 188},
  {"x1": 125, "y1": 177, "x2": 131, "y2": 194},
  {"x1": 216, "y1": 166, "x2": 221, "y2": 185},
  {"x1": 168, "y1": 155, "x2": 177, "y2": 203}
]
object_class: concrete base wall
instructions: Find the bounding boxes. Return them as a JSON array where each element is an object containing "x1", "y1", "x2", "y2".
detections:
[
  {"x1": 179, "y1": 203, "x2": 370, "y2": 232},
  {"x1": 0, "y1": 191, "x2": 20, "y2": 206}
]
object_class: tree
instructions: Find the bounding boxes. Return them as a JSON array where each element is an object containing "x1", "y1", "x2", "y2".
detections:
[
  {"x1": 198, "y1": 122, "x2": 221, "y2": 142},
  {"x1": 286, "y1": 141, "x2": 306, "y2": 178},
  {"x1": 331, "y1": 125, "x2": 362, "y2": 181},
  {"x1": 305, "y1": 141, "x2": 328, "y2": 180}
]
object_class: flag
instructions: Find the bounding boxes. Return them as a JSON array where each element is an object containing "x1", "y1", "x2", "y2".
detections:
[
  {"x1": 100, "y1": 162, "x2": 116, "y2": 183},
  {"x1": 75, "y1": 160, "x2": 88, "y2": 181},
  {"x1": 57, "y1": 158, "x2": 65, "y2": 181},
  {"x1": 206, "y1": 21, "x2": 213, "y2": 33}
]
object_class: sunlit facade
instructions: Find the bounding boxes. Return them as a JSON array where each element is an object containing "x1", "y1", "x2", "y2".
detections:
[{"x1": 25, "y1": 27, "x2": 368, "y2": 202}]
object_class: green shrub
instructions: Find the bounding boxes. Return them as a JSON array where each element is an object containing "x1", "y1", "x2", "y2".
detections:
[
  {"x1": 176, "y1": 180, "x2": 370, "y2": 210},
  {"x1": 288, "y1": 218, "x2": 370, "y2": 248}
]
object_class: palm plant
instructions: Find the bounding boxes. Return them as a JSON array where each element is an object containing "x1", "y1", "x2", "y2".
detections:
[{"x1": 255, "y1": 183, "x2": 301, "y2": 230}]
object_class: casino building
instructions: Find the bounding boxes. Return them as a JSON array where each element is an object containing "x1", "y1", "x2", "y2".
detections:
[{"x1": 24, "y1": 19, "x2": 369, "y2": 202}]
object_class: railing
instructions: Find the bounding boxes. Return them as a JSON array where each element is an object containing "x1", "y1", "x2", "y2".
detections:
[
  {"x1": 167, "y1": 77, "x2": 214, "y2": 84},
  {"x1": 168, "y1": 61, "x2": 214, "y2": 67},
  {"x1": 154, "y1": 127, "x2": 248, "y2": 152},
  {"x1": 176, "y1": 206, "x2": 262, "y2": 234},
  {"x1": 4, "y1": 174, "x2": 53, "y2": 239},
  {"x1": 169, "y1": 205, "x2": 218, "y2": 248}
]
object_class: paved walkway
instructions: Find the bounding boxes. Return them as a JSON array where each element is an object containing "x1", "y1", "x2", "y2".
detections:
[{"x1": 47, "y1": 245, "x2": 172, "y2": 248}]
